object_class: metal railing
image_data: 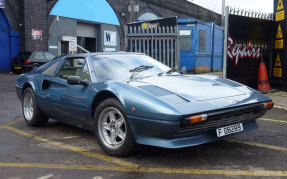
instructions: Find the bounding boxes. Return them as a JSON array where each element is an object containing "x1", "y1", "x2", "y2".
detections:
[{"x1": 125, "y1": 26, "x2": 180, "y2": 69}]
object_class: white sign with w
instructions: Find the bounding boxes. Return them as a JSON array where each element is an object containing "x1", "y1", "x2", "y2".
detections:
[{"x1": 104, "y1": 31, "x2": 117, "y2": 47}]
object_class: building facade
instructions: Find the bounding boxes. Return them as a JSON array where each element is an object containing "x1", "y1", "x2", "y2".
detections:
[{"x1": 0, "y1": 0, "x2": 222, "y2": 72}]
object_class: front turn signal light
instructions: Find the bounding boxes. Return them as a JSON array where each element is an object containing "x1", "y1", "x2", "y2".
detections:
[
  {"x1": 263, "y1": 102, "x2": 274, "y2": 109},
  {"x1": 188, "y1": 114, "x2": 208, "y2": 124}
]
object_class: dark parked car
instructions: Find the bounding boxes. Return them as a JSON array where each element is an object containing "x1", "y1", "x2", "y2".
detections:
[
  {"x1": 15, "y1": 52, "x2": 273, "y2": 156},
  {"x1": 11, "y1": 51, "x2": 55, "y2": 73}
]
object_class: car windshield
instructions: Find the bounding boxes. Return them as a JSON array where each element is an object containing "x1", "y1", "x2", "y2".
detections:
[{"x1": 91, "y1": 54, "x2": 171, "y2": 81}]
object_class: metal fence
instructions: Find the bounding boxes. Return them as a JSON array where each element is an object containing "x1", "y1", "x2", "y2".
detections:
[
  {"x1": 124, "y1": 26, "x2": 180, "y2": 69},
  {"x1": 229, "y1": 7, "x2": 273, "y2": 20}
]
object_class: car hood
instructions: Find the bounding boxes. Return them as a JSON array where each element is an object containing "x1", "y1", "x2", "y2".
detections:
[{"x1": 129, "y1": 75, "x2": 247, "y2": 101}]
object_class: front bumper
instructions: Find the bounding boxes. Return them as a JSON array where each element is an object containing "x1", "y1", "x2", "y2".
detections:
[
  {"x1": 128, "y1": 103, "x2": 268, "y2": 148},
  {"x1": 130, "y1": 120, "x2": 258, "y2": 148}
]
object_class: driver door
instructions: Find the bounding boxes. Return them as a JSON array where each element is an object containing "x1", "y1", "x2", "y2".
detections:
[{"x1": 47, "y1": 57, "x2": 92, "y2": 128}]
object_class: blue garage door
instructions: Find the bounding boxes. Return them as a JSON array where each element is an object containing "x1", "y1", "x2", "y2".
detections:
[{"x1": 0, "y1": 9, "x2": 11, "y2": 72}]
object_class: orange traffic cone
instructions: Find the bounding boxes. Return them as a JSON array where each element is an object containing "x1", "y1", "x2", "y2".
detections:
[{"x1": 257, "y1": 57, "x2": 272, "y2": 92}]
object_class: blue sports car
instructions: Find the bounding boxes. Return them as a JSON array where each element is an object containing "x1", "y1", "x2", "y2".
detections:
[{"x1": 15, "y1": 52, "x2": 273, "y2": 156}]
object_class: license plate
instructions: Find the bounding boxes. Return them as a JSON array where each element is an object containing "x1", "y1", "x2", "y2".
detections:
[
  {"x1": 13, "y1": 66, "x2": 21, "y2": 70},
  {"x1": 216, "y1": 123, "x2": 243, "y2": 137}
]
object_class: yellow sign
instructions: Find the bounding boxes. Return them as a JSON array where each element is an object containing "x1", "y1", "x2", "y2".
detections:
[
  {"x1": 275, "y1": 54, "x2": 282, "y2": 66},
  {"x1": 273, "y1": 68, "x2": 282, "y2": 77},
  {"x1": 277, "y1": 0, "x2": 284, "y2": 11},
  {"x1": 276, "y1": 10, "x2": 285, "y2": 21},
  {"x1": 276, "y1": 24, "x2": 283, "y2": 39},
  {"x1": 275, "y1": 39, "x2": 284, "y2": 49},
  {"x1": 141, "y1": 23, "x2": 148, "y2": 29}
]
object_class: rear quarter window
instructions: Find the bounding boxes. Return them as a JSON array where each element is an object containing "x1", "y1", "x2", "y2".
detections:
[{"x1": 41, "y1": 57, "x2": 63, "y2": 76}]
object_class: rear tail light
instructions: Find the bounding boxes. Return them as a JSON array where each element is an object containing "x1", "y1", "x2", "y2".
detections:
[
  {"x1": 185, "y1": 114, "x2": 208, "y2": 124},
  {"x1": 263, "y1": 102, "x2": 274, "y2": 109},
  {"x1": 25, "y1": 59, "x2": 31, "y2": 65}
]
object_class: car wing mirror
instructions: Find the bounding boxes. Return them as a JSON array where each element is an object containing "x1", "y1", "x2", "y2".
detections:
[{"x1": 67, "y1": 76, "x2": 89, "y2": 86}]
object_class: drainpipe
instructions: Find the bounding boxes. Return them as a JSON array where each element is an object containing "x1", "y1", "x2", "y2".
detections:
[
  {"x1": 221, "y1": 0, "x2": 225, "y2": 26},
  {"x1": 211, "y1": 22, "x2": 215, "y2": 72},
  {"x1": 223, "y1": 6, "x2": 229, "y2": 78}
]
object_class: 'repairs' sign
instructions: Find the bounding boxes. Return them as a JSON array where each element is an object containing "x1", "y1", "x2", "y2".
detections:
[
  {"x1": 0, "y1": 0, "x2": 5, "y2": 8},
  {"x1": 227, "y1": 36, "x2": 262, "y2": 66},
  {"x1": 226, "y1": 14, "x2": 272, "y2": 88}
]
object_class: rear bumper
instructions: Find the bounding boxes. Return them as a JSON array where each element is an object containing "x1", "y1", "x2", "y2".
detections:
[{"x1": 11, "y1": 64, "x2": 34, "y2": 68}]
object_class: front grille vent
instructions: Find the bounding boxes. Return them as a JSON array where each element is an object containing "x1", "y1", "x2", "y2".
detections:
[{"x1": 180, "y1": 104, "x2": 266, "y2": 132}]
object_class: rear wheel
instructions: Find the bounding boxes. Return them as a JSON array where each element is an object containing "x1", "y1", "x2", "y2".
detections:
[
  {"x1": 22, "y1": 87, "x2": 49, "y2": 126},
  {"x1": 32, "y1": 65, "x2": 38, "y2": 70},
  {"x1": 94, "y1": 98, "x2": 136, "y2": 156}
]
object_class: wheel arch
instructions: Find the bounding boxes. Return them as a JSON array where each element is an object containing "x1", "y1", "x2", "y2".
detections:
[
  {"x1": 22, "y1": 82, "x2": 36, "y2": 95},
  {"x1": 91, "y1": 90, "x2": 125, "y2": 118}
]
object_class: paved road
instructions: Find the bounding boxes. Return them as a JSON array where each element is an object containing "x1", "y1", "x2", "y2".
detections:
[{"x1": 0, "y1": 74, "x2": 287, "y2": 179}]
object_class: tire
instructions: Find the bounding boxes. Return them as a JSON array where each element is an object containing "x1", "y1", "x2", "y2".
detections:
[
  {"x1": 94, "y1": 98, "x2": 136, "y2": 156},
  {"x1": 32, "y1": 65, "x2": 38, "y2": 70},
  {"x1": 22, "y1": 87, "x2": 49, "y2": 126}
]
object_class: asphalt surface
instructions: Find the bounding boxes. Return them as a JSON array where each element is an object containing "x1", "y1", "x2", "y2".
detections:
[{"x1": 0, "y1": 73, "x2": 287, "y2": 179}]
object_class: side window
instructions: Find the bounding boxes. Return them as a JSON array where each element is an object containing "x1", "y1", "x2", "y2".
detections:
[
  {"x1": 31, "y1": 52, "x2": 45, "y2": 61},
  {"x1": 57, "y1": 58, "x2": 91, "y2": 82},
  {"x1": 199, "y1": 30, "x2": 206, "y2": 51}
]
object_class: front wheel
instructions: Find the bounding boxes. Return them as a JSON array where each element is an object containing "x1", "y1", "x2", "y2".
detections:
[
  {"x1": 22, "y1": 87, "x2": 49, "y2": 126},
  {"x1": 94, "y1": 98, "x2": 136, "y2": 156}
]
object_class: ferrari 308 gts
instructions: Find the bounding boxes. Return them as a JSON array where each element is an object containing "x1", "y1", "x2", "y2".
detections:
[{"x1": 15, "y1": 52, "x2": 273, "y2": 156}]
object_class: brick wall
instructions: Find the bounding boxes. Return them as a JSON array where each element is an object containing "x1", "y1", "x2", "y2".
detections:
[{"x1": 22, "y1": 0, "x2": 48, "y2": 51}]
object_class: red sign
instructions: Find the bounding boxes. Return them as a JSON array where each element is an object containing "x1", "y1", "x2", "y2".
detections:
[{"x1": 32, "y1": 29, "x2": 42, "y2": 40}]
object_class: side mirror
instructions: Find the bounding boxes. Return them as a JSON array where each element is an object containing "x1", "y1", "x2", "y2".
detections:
[{"x1": 67, "y1": 76, "x2": 89, "y2": 86}]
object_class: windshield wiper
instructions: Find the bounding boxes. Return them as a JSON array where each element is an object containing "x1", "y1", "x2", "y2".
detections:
[
  {"x1": 158, "y1": 69, "x2": 178, "y2": 76},
  {"x1": 129, "y1": 65, "x2": 153, "y2": 80}
]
